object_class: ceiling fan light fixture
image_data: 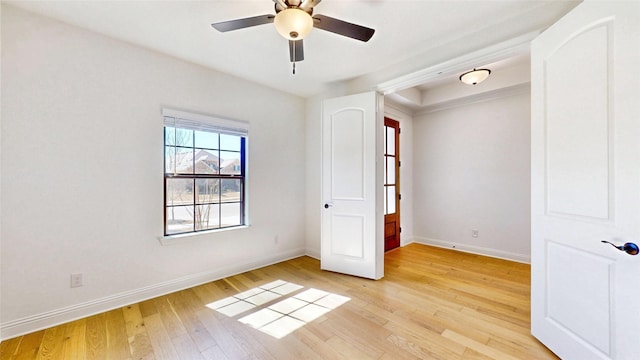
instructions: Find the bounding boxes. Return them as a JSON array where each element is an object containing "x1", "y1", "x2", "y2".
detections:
[
  {"x1": 274, "y1": 8, "x2": 314, "y2": 40},
  {"x1": 459, "y1": 68, "x2": 491, "y2": 85}
]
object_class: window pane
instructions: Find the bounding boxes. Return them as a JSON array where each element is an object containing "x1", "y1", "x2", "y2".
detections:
[
  {"x1": 166, "y1": 205, "x2": 194, "y2": 234},
  {"x1": 165, "y1": 126, "x2": 176, "y2": 146},
  {"x1": 164, "y1": 120, "x2": 246, "y2": 235},
  {"x1": 166, "y1": 178, "x2": 194, "y2": 206},
  {"x1": 196, "y1": 178, "x2": 220, "y2": 204},
  {"x1": 194, "y1": 149, "x2": 219, "y2": 175},
  {"x1": 175, "y1": 128, "x2": 193, "y2": 147},
  {"x1": 174, "y1": 148, "x2": 195, "y2": 174},
  {"x1": 388, "y1": 186, "x2": 396, "y2": 214},
  {"x1": 195, "y1": 130, "x2": 218, "y2": 150},
  {"x1": 165, "y1": 146, "x2": 176, "y2": 173},
  {"x1": 386, "y1": 126, "x2": 395, "y2": 156},
  {"x1": 220, "y1": 134, "x2": 241, "y2": 151},
  {"x1": 386, "y1": 156, "x2": 396, "y2": 185},
  {"x1": 221, "y1": 203, "x2": 241, "y2": 227},
  {"x1": 220, "y1": 151, "x2": 241, "y2": 175},
  {"x1": 195, "y1": 204, "x2": 220, "y2": 230},
  {"x1": 221, "y1": 179, "x2": 241, "y2": 203}
]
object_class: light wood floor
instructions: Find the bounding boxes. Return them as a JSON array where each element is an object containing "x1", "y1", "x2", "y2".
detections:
[{"x1": 0, "y1": 244, "x2": 557, "y2": 359}]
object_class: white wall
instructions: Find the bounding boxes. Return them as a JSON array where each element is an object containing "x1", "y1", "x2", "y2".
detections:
[
  {"x1": 1, "y1": 5, "x2": 306, "y2": 339},
  {"x1": 412, "y1": 88, "x2": 531, "y2": 262}
]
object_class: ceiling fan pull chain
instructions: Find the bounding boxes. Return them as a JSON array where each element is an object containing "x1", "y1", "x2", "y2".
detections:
[{"x1": 292, "y1": 41, "x2": 296, "y2": 74}]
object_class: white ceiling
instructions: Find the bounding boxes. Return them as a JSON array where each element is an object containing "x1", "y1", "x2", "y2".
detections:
[{"x1": 5, "y1": 0, "x2": 581, "y2": 98}]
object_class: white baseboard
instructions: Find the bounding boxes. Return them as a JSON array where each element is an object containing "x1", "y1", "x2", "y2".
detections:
[
  {"x1": 400, "y1": 236, "x2": 415, "y2": 247},
  {"x1": 305, "y1": 247, "x2": 320, "y2": 260},
  {"x1": 413, "y1": 237, "x2": 530, "y2": 264},
  {"x1": 0, "y1": 247, "x2": 306, "y2": 341}
]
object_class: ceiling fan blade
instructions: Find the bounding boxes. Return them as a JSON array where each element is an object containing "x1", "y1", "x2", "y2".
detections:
[
  {"x1": 312, "y1": 15, "x2": 375, "y2": 42},
  {"x1": 299, "y1": 0, "x2": 321, "y2": 11},
  {"x1": 211, "y1": 15, "x2": 274, "y2": 32},
  {"x1": 289, "y1": 40, "x2": 304, "y2": 62}
]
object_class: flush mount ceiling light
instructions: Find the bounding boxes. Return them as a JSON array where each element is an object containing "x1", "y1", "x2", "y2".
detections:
[
  {"x1": 459, "y1": 68, "x2": 491, "y2": 85},
  {"x1": 274, "y1": 8, "x2": 314, "y2": 40}
]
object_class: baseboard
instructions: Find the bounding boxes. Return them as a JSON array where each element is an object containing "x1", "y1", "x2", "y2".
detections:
[
  {"x1": 0, "y1": 247, "x2": 306, "y2": 341},
  {"x1": 305, "y1": 247, "x2": 320, "y2": 260},
  {"x1": 413, "y1": 237, "x2": 530, "y2": 264},
  {"x1": 400, "y1": 236, "x2": 415, "y2": 247}
]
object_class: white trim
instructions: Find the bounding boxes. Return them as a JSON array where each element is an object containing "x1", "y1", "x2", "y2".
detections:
[
  {"x1": 0, "y1": 247, "x2": 305, "y2": 341},
  {"x1": 384, "y1": 102, "x2": 414, "y2": 118},
  {"x1": 376, "y1": 31, "x2": 538, "y2": 95},
  {"x1": 159, "y1": 225, "x2": 250, "y2": 246},
  {"x1": 413, "y1": 236, "x2": 530, "y2": 264},
  {"x1": 384, "y1": 103, "x2": 413, "y2": 121},
  {"x1": 162, "y1": 108, "x2": 249, "y2": 135},
  {"x1": 416, "y1": 82, "x2": 530, "y2": 115}
]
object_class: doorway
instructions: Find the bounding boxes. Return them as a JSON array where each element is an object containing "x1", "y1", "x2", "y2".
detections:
[{"x1": 384, "y1": 117, "x2": 400, "y2": 252}]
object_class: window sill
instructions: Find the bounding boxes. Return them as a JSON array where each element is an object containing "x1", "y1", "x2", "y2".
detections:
[{"x1": 159, "y1": 225, "x2": 250, "y2": 246}]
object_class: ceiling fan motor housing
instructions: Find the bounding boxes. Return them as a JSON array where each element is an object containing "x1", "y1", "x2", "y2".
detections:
[{"x1": 275, "y1": 0, "x2": 314, "y2": 15}]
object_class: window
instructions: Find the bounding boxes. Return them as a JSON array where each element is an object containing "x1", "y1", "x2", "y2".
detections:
[{"x1": 163, "y1": 109, "x2": 248, "y2": 236}]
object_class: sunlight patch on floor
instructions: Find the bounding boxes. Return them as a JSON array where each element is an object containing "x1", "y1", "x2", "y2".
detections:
[{"x1": 206, "y1": 280, "x2": 350, "y2": 339}]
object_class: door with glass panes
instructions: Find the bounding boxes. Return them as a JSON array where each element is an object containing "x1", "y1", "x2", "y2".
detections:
[{"x1": 384, "y1": 117, "x2": 400, "y2": 251}]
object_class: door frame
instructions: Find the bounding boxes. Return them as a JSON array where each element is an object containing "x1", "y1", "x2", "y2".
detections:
[{"x1": 383, "y1": 117, "x2": 401, "y2": 251}]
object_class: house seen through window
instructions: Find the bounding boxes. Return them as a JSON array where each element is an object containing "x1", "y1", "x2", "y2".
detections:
[{"x1": 163, "y1": 110, "x2": 247, "y2": 235}]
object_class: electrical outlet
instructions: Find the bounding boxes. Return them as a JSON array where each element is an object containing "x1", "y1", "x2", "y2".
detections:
[
  {"x1": 70, "y1": 273, "x2": 84, "y2": 288},
  {"x1": 471, "y1": 229, "x2": 479, "y2": 238}
]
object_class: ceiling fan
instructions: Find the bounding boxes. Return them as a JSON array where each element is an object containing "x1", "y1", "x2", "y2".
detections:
[{"x1": 211, "y1": 0, "x2": 375, "y2": 74}]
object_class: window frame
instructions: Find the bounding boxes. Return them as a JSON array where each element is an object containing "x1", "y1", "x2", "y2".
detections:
[{"x1": 162, "y1": 109, "x2": 248, "y2": 236}]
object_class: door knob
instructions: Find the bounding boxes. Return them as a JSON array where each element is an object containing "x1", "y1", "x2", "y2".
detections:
[
  {"x1": 324, "y1": 203, "x2": 332, "y2": 209},
  {"x1": 601, "y1": 240, "x2": 639, "y2": 255}
]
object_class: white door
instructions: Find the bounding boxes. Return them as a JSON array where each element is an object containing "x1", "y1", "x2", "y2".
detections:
[
  {"x1": 321, "y1": 91, "x2": 384, "y2": 280},
  {"x1": 531, "y1": 1, "x2": 640, "y2": 359}
]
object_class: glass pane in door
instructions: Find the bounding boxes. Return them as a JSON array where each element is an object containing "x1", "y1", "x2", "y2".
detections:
[{"x1": 386, "y1": 126, "x2": 395, "y2": 156}]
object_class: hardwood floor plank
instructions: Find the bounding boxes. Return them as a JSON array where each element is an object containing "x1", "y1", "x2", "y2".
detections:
[
  {"x1": 166, "y1": 290, "x2": 217, "y2": 352},
  {"x1": 138, "y1": 299, "x2": 158, "y2": 319},
  {"x1": 60, "y1": 318, "x2": 86, "y2": 359},
  {"x1": 152, "y1": 297, "x2": 188, "y2": 339},
  {"x1": 104, "y1": 308, "x2": 131, "y2": 360},
  {"x1": 143, "y1": 314, "x2": 178, "y2": 360},
  {"x1": 123, "y1": 304, "x2": 146, "y2": 338},
  {"x1": 122, "y1": 303, "x2": 154, "y2": 360},
  {"x1": 85, "y1": 313, "x2": 107, "y2": 360},
  {"x1": 170, "y1": 334, "x2": 204, "y2": 360},
  {"x1": 13, "y1": 331, "x2": 45, "y2": 360},
  {"x1": 442, "y1": 329, "x2": 521, "y2": 360},
  {"x1": 199, "y1": 345, "x2": 229, "y2": 360},
  {"x1": 0, "y1": 337, "x2": 21, "y2": 359},
  {"x1": 195, "y1": 309, "x2": 250, "y2": 359},
  {"x1": 384, "y1": 318, "x2": 466, "y2": 359},
  {"x1": 0, "y1": 244, "x2": 557, "y2": 360},
  {"x1": 35, "y1": 324, "x2": 65, "y2": 360},
  {"x1": 325, "y1": 335, "x2": 372, "y2": 359}
]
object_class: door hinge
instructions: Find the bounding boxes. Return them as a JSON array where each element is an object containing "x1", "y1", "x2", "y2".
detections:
[
  {"x1": 398, "y1": 194, "x2": 402, "y2": 200},
  {"x1": 398, "y1": 128, "x2": 401, "y2": 134},
  {"x1": 399, "y1": 161, "x2": 401, "y2": 167},
  {"x1": 400, "y1": 227, "x2": 402, "y2": 233}
]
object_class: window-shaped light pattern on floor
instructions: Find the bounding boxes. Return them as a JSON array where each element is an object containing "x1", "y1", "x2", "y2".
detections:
[{"x1": 206, "y1": 280, "x2": 350, "y2": 339}]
